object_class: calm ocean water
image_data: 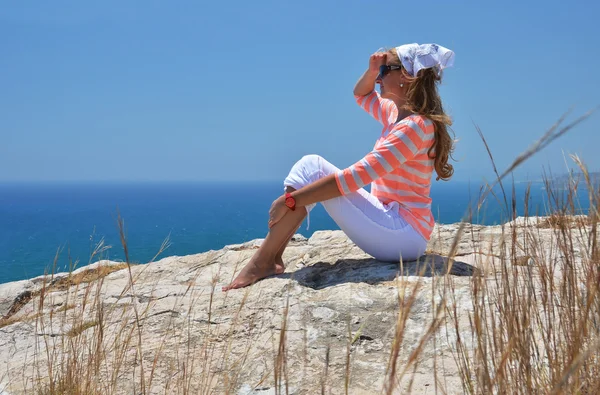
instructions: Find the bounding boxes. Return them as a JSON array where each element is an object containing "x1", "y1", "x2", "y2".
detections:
[{"x1": 0, "y1": 180, "x2": 588, "y2": 284}]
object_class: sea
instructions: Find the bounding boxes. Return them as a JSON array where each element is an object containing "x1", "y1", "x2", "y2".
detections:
[{"x1": 0, "y1": 180, "x2": 591, "y2": 284}]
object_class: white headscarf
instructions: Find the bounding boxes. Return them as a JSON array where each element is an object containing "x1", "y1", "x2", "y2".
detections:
[{"x1": 395, "y1": 43, "x2": 455, "y2": 77}]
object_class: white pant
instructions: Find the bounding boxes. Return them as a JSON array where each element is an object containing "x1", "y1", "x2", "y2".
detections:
[{"x1": 283, "y1": 154, "x2": 427, "y2": 262}]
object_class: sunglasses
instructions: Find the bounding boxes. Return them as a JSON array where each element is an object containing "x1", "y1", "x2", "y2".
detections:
[{"x1": 378, "y1": 64, "x2": 402, "y2": 79}]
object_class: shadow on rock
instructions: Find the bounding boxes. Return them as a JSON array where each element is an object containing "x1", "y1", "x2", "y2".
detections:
[{"x1": 278, "y1": 254, "x2": 478, "y2": 290}]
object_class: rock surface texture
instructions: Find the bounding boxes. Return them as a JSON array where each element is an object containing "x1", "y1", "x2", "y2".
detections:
[{"x1": 0, "y1": 217, "x2": 589, "y2": 394}]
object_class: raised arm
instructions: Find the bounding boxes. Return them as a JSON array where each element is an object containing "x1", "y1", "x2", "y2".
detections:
[
  {"x1": 353, "y1": 69, "x2": 379, "y2": 97},
  {"x1": 353, "y1": 51, "x2": 386, "y2": 96},
  {"x1": 353, "y1": 52, "x2": 396, "y2": 126}
]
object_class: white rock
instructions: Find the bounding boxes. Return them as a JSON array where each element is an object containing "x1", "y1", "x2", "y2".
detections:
[{"x1": 0, "y1": 219, "x2": 591, "y2": 394}]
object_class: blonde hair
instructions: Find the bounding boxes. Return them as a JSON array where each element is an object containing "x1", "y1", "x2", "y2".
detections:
[{"x1": 388, "y1": 50, "x2": 455, "y2": 181}]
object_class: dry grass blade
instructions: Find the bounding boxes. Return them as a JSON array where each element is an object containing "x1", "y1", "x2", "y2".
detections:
[
  {"x1": 474, "y1": 122, "x2": 509, "y2": 212},
  {"x1": 497, "y1": 108, "x2": 596, "y2": 187},
  {"x1": 117, "y1": 210, "x2": 146, "y2": 395},
  {"x1": 475, "y1": 108, "x2": 597, "y2": 219}
]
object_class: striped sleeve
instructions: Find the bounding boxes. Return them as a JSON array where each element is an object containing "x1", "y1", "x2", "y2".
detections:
[
  {"x1": 335, "y1": 118, "x2": 429, "y2": 195},
  {"x1": 355, "y1": 91, "x2": 396, "y2": 127}
]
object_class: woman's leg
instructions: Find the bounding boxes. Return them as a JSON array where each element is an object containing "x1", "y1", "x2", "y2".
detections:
[
  {"x1": 273, "y1": 187, "x2": 303, "y2": 271},
  {"x1": 223, "y1": 154, "x2": 427, "y2": 291},
  {"x1": 280, "y1": 155, "x2": 428, "y2": 262},
  {"x1": 223, "y1": 186, "x2": 305, "y2": 291},
  {"x1": 222, "y1": 200, "x2": 307, "y2": 291}
]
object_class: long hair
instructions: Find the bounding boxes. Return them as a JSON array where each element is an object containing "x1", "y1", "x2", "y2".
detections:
[{"x1": 388, "y1": 50, "x2": 455, "y2": 181}]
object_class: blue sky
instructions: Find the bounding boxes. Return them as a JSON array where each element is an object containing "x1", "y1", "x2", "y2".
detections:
[{"x1": 1, "y1": 0, "x2": 598, "y2": 183}]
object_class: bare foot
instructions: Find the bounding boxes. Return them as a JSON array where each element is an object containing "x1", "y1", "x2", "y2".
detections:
[{"x1": 223, "y1": 257, "x2": 285, "y2": 292}]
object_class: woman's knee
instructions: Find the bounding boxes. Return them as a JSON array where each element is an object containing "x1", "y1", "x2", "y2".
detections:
[
  {"x1": 292, "y1": 154, "x2": 324, "y2": 180},
  {"x1": 298, "y1": 154, "x2": 340, "y2": 176},
  {"x1": 285, "y1": 154, "x2": 321, "y2": 190},
  {"x1": 284, "y1": 154, "x2": 339, "y2": 192},
  {"x1": 298, "y1": 154, "x2": 323, "y2": 171}
]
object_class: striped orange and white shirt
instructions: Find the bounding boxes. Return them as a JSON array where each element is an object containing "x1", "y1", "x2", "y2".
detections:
[{"x1": 334, "y1": 91, "x2": 436, "y2": 240}]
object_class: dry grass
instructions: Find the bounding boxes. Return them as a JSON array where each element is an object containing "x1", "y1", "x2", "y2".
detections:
[
  {"x1": 447, "y1": 202, "x2": 600, "y2": 393},
  {"x1": 537, "y1": 213, "x2": 598, "y2": 229},
  {"x1": 0, "y1": 262, "x2": 130, "y2": 326},
  {"x1": 1, "y1": 108, "x2": 599, "y2": 394},
  {"x1": 66, "y1": 320, "x2": 99, "y2": 338},
  {"x1": 0, "y1": 312, "x2": 43, "y2": 330}
]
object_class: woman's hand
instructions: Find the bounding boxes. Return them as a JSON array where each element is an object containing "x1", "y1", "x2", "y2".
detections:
[
  {"x1": 268, "y1": 195, "x2": 288, "y2": 228},
  {"x1": 369, "y1": 52, "x2": 387, "y2": 75}
]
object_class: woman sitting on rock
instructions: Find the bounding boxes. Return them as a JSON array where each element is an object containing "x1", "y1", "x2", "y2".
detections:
[{"x1": 223, "y1": 43, "x2": 456, "y2": 291}]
